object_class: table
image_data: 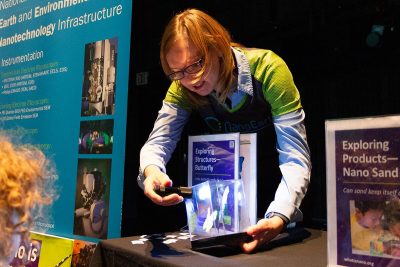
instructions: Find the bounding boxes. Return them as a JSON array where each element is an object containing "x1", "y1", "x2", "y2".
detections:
[{"x1": 89, "y1": 227, "x2": 327, "y2": 267}]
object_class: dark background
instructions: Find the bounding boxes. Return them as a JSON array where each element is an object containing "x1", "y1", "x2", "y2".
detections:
[{"x1": 121, "y1": 0, "x2": 400, "y2": 236}]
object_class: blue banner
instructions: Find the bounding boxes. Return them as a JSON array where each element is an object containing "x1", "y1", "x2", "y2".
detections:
[{"x1": 0, "y1": 0, "x2": 133, "y2": 241}]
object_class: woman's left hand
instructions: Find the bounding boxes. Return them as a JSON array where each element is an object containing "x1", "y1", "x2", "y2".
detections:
[{"x1": 241, "y1": 217, "x2": 285, "y2": 253}]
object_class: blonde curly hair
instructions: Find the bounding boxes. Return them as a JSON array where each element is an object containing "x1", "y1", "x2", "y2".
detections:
[{"x1": 0, "y1": 133, "x2": 56, "y2": 262}]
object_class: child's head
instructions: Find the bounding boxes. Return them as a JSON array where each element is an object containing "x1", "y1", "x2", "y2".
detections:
[
  {"x1": 384, "y1": 199, "x2": 400, "y2": 238},
  {"x1": 354, "y1": 200, "x2": 385, "y2": 229},
  {"x1": 0, "y1": 133, "x2": 57, "y2": 263}
]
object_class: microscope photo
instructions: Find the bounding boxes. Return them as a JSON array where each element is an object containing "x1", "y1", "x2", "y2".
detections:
[
  {"x1": 81, "y1": 37, "x2": 118, "y2": 116},
  {"x1": 73, "y1": 159, "x2": 111, "y2": 239}
]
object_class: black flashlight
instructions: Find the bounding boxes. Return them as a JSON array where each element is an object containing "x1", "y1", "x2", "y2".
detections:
[{"x1": 154, "y1": 186, "x2": 192, "y2": 198}]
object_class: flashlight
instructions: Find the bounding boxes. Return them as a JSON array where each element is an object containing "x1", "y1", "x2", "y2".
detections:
[{"x1": 155, "y1": 186, "x2": 192, "y2": 198}]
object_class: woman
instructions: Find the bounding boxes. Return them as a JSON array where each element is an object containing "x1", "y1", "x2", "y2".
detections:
[
  {"x1": 138, "y1": 8, "x2": 311, "y2": 253},
  {"x1": 0, "y1": 133, "x2": 56, "y2": 264}
]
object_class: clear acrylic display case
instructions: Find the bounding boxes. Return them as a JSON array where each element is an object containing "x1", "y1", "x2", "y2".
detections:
[{"x1": 184, "y1": 179, "x2": 251, "y2": 249}]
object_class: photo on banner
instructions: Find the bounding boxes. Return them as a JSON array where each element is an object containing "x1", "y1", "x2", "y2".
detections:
[
  {"x1": 78, "y1": 119, "x2": 114, "y2": 154},
  {"x1": 71, "y1": 239, "x2": 97, "y2": 267},
  {"x1": 81, "y1": 37, "x2": 118, "y2": 117},
  {"x1": 73, "y1": 159, "x2": 112, "y2": 239}
]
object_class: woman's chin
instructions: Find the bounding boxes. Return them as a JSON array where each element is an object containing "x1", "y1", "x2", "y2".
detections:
[{"x1": 193, "y1": 86, "x2": 213, "y2": 96}]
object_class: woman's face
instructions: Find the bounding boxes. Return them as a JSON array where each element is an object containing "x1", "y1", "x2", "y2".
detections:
[{"x1": 166, "y1": 38, "x2": 220, "y2": 96}]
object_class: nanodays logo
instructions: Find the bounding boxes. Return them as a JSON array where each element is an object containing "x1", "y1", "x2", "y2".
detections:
[{"x1": 204, "y1": 116, "x2": 271, "y2": 133}]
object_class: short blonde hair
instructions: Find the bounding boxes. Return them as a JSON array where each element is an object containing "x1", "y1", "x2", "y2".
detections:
[
  {"x1": 160, "y1": 8, "x2": 237, "y2": 108},
  {"x1": 0, "y1": 133, "x2": 56, "y2": 261}
]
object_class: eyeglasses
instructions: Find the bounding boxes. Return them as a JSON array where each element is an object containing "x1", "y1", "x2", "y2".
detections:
[{"x1": 167, "y1": 58, "x2": 203, "y2": 81}]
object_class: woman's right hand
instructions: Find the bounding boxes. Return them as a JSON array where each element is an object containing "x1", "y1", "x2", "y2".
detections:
[{"x1": 142, "y1": 165, "x2": 183, "y2": 206}]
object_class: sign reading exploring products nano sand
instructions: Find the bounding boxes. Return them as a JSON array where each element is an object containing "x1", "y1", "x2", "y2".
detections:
[{"x1": 326, "y1": 115, "x2": 400, "y2": 267}]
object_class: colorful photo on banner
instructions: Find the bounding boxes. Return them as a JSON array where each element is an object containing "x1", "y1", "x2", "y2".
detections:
[
  {"x1": 349, "y1": 200, "x2": 385, "y2": 255},
  {"x1": 381, "y1": 199, "x2": 400, "y2": 258},
  {"x1": 71, "y1": 239, "x2": 97, "y2": 267},
  {"x1": 350, "y1": 199, "x2": 400, "y2": 259},
  {"x1": 81, "y1": 37, "x2": 118, "y2": 116},
  {"x1": 78, "y1": 119, "x2": 114, "y2": 154},
  {"x1": 73, "y1": 159, "x2": 111, "y2": 239}
]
